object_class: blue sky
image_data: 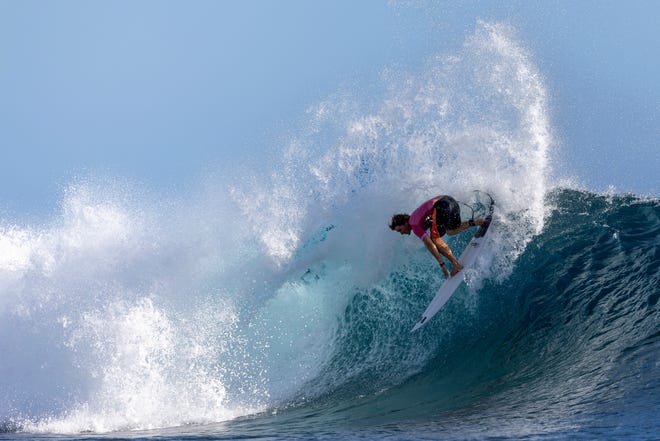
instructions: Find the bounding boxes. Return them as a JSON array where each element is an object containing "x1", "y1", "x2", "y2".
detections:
[{"x1": 1, "y1": 0, "x2": 658, "y2": 217}]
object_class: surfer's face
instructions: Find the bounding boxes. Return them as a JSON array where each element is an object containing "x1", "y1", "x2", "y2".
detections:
[{"x1": 394, "y1": 224, "x2": 412, "y2": 235}]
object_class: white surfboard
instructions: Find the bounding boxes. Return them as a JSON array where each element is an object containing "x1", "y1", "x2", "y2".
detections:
[{"x1": 411, "y1": 205, "x2": 494, "y2": 332}]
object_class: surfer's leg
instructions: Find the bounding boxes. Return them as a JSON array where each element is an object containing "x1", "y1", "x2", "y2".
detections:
[{"x1": 446, "y1": 217, "x2": 486, "y2": 235}]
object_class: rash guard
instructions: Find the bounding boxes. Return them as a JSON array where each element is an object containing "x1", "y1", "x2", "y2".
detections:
[{"x1": 409, "y1": 196, "x2": 442, "y2": 240}]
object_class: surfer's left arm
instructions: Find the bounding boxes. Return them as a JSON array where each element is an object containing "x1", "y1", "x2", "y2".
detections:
[
  {"x1": 422, "y1": 236, "x2": 451, "y2": 278},
  {"x1": 430, "y1": 236, "x2": 464, "y2": 277}
]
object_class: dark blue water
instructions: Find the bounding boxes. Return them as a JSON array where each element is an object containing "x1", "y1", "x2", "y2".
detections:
[{"x1": 3, "y1": 189, "x2": 658, "y2": 440}]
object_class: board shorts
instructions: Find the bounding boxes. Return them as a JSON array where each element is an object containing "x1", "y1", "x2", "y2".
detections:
[{"x1": 431, "y1": 195, "x2": 461, "y2": 238}]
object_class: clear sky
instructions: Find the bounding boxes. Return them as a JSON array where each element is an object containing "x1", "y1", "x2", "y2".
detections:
[{"x1": 1, "y1": 0, "x2": 658, "y2": 217}]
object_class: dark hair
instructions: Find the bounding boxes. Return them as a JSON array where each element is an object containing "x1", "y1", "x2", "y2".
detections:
[{"x1": 389, "y1": 214, "x2": 410, "y2": 230}]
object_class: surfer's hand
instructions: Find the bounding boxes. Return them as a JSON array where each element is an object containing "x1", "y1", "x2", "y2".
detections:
[{"x1": 440, "y1": 263, "x2": 450, "y2": 279}]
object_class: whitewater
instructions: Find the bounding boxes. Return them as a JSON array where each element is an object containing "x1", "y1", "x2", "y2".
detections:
[{"x1": 1, "y1": 22, "x2": 659, "y2": 440}]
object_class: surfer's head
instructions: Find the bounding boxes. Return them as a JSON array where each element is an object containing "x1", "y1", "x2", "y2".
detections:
[{"x1": 390, "y1": 214, "x2": 412, "y2": 235}]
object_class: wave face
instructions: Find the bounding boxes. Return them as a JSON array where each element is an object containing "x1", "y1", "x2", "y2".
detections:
[
  {"x1": 1, "y1": 21, "x2": 658, "y2": 439},
  {"x1": 281, "y1": 189, "x2": 660, "y2": 434}
]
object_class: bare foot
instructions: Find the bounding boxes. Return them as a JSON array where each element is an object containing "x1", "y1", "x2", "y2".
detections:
[{"x1": 450, "y1": 262, "x2": 464, "y2": 276}]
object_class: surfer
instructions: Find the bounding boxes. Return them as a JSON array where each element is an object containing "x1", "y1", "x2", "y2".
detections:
[{"x1": 389, "y1": 195, "x2": 486, "y2": 278}]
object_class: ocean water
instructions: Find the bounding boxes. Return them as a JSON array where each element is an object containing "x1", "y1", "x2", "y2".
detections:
[{"x1": 1, "y1": 22, "x2": 659, "y2": 440}]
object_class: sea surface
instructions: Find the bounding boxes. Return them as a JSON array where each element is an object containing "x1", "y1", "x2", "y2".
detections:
[{"x1": 1, "y1": 22, "x2": 659, "y2": 441}]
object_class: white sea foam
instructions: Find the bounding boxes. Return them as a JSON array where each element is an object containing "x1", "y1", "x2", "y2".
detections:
[
  {"x1": 235, "y1": 21, "x2": 551, "y2": 280},
  {"x1": 1, "y1": 21, "x2": 553, "y2": 434}
]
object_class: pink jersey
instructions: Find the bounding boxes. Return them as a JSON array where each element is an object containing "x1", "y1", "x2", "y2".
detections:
[{"x1": 409, "y1": 196, "x2": 442, "y2": 240}]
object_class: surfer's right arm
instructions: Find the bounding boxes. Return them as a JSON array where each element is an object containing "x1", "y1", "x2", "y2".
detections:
[{"x1": 422, "y1": 236, "x2": 451, "y2": 279}]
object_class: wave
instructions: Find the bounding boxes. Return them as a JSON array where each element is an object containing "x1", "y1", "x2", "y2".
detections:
[
  {"x1": 2, "y1": 21, "x2": 657, "y2": 436},
  {"x1": 281, "y1": 189, "x2": 659, "y2": 428}
]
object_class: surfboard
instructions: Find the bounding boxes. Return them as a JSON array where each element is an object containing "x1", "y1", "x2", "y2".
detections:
[{"x1": 411, "y1": 198, "x2": 495, "y2": 332}]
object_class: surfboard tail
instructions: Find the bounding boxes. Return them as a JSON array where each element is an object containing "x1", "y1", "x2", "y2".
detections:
[
  {"x1": 473, "y1": 193, "x2": 495, "y2": 238},
  {"x1": 474, "y1": 215, "x2": 492, "y2": 238}
]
